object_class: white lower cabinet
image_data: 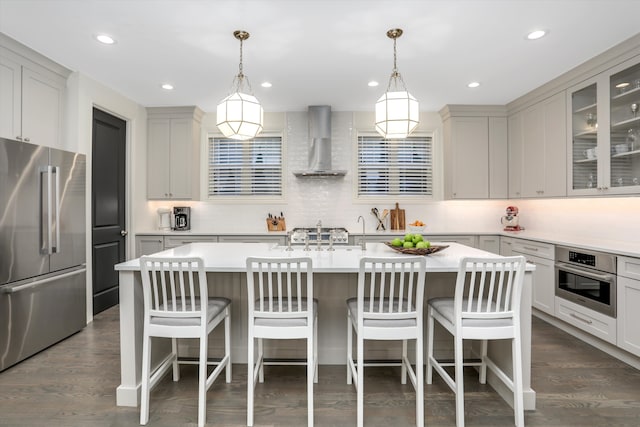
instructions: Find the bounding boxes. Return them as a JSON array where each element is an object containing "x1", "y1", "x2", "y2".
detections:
[
  {"x1": 478, "y1": 235, "x2": 500, "y2": 254},
  {"x1": 135, "y1": 235, "x2": 164, "y2": 257},
  {"x1": 163, "y1": 235, "x2": 217, "y2": 249},
  {"x1": 510, "y1": 239, "x2": 555, "y2": 316},
  {"x1": 617, "y1": 256, "x2": 640, "y2": 357},
  {"x1": 555, "y1": 296, "x2": 617, "y2": 345},
  {"x1": 218, "y1": 235, "x2": 285, "y2": 244}
]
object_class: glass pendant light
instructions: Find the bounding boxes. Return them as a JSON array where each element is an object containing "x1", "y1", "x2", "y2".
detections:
[
  {"x1": 217, "y1": 30, "x2": 264, "y2": 140},
  {"x1": 375, "y1": 28, "x2": 419, "y2": 139}
]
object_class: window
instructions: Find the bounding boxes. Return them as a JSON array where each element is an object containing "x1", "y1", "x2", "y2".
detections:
[
  {"x1": 357, "y1": 134, "x2": 433, "y2": 196},
  {"x1": 208, "y1": 135, "x2": 283, "y2": 197}
]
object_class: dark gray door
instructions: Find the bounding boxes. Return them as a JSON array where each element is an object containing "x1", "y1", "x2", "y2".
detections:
[{"x1": 92, "y1": 108, "x2": 126, "y2": 315}]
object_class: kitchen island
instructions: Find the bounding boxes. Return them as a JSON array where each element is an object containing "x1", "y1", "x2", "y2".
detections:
[{"x1": 115, "y1": 242, "x2": 536, "y2": 410}]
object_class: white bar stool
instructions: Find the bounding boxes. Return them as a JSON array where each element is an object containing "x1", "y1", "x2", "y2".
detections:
[
  {"x1": 346, "y1": 256, "x2": 426, "y2": 427},
  {"x1": 426, "y1": 256, "x2": 527, "y2": 427},
  {"x1": 139, "y1": 256, "x2": 231, "y2": 427},
  {"x1": 245, "y1": 256, "x2": 318, "y2": 427}
]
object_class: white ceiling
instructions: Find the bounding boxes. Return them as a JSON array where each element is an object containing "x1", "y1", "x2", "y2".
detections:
[{"x1": 1, "y1": 0, "x2": 640, "y2": 113}]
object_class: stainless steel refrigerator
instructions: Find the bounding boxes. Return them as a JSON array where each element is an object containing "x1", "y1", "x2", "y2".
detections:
[{"x1": 0, "y1": 137, "x2": 86, "y2": 372}]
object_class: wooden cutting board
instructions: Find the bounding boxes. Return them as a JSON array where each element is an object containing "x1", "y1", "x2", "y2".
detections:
[{"x1": 390, "y1": 202, "x2": 405, "y2": 230}]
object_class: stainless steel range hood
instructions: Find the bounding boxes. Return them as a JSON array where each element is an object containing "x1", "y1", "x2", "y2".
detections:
[{"x1": 293, "y1": 106, "x2": 347, "y2": 177}]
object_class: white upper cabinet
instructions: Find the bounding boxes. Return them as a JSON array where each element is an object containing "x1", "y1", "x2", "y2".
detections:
[
  {"x1": 440, "y1": 105, "x2": 508, "y2": 199},
  {"x1": 568, "y1": 57, "x2": 640, "y2": 196},
  {"x1": 147, "y1": 106, "x2": 203, "y2": 200},
  {"x1": 0, "y1": 40, "x2": 68, "y2": 147},
  {"x1": 508, "y1": 91, "x2": 567, "y2": 198}
]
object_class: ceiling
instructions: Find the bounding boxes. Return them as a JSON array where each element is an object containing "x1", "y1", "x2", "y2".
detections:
[{"x1": 1, "y1": 0, "x2": 640, "y2": 113}]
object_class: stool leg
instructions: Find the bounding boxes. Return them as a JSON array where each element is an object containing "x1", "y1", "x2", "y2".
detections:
[
  {"x1": 225, "y1": 306, "x2": 232, "y2": 383},
  {"x1": 140, "y1": 334, "x2": 152, "y2": 425},
  {"x1": 258, "y1": 338, "x2": 264, "y2": 383},
  {"x1": 479, "y1": 339, "x2": 488, "y2": 384},
  {"x1": 347, "y1": 311, "x2": 353, "y2": 385},
  {"x1": 401, "y1": 339, "x2": 408, "y2": 384},
  {"x1": 416, "y1": 333, "x2": 424, "y2": 427},
  {"x1": 247, "y1": 334, "x2": 254, "y2": 427},
  {"x1": 357, "y1": 332, "x2": 364, "y2": 427},
  {"x1": 307, "y1": 332, "x2": 314, "y2": 427},
  {"x1": 513, "y1": 334, "x2": 525, "y2": 427},
  {"x1": 314, "y1": 314, "x2": 319, "y2": 383},
  {"x1": 426, "y1": 306, "x2": 434, "y2": 385},
  {"x1": 197, "y1": 334, "x2": 208, "y2": 427},
  {"x1": 454, "y1": 334, "x2": 465, "y2": 427},
  {"x1": 171, "y1": 337, "x2": 180, "y2": 381}
]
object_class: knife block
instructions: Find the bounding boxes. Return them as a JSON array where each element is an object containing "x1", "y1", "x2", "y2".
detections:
[{"x1": 266, "y1": 218, "x2": 286, "y2": 231}]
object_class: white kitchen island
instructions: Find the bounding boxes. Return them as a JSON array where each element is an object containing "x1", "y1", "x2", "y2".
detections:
[{"x1": 114, "y1": 242, "x2": 536, "y2": 410}]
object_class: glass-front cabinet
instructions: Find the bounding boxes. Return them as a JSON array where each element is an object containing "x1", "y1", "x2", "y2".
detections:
[
  {"x1": 570, "y1": 82, "x2": 599, "y2": 192},
  {"x1": 569, "y1": 58, "x2": 640, "y2": 195},
  {"x1": 609, "y1": 62, "x2": 640, "y2": 190}
]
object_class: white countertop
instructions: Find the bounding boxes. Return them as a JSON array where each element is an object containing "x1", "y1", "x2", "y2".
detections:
[
  {"x1": 115, "y1": 241, "x2": 533, "y2": 273},
  {"x1": 135, "y1": 229, "x2": 640, "y2": 258}
]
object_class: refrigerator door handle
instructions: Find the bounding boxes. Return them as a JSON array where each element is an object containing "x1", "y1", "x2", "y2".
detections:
[
  {"x1": 52, "y1": 166, "x2": 60, "y2": 253},
  {"x1": 40, "y1": 166, "x2": 52, "y2": 255},
  {"x1": 0, "y1": 267, "x2": 86, "y2": 294}
]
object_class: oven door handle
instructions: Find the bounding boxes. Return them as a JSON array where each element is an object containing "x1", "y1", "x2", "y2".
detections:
[{"x1": 555, "y1": 262, "x2": 615, "y2": 282}]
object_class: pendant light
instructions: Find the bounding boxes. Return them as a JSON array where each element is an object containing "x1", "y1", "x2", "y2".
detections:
[
  {"x1": 217, "y1": 30, "x2": 264, "y2": 140},
  {"x1": 375, "y1": 28, "x2": 419, "y2": 139}
]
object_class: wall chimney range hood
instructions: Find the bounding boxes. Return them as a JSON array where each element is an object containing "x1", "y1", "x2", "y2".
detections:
[{"x1": 293, "y1": 106, "x2": 347, "y2": 177}]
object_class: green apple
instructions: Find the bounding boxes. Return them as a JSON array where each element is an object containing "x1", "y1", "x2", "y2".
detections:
[
  {"x1": 404, "y1": 233, "x2": 414, "y2": 242},
  {"x1": 412, "y1": 234, "x2": 424, "y2": 243},
  {"x1": 403, "y1": 241, "x2": 414, "y2": 248},
  {"x1": 415, "y1": 241, "x2": 428, "y2": 249},
  {"x1": 423, "y1": 240, "x2": 431, "y2": 248},
  {"x1": 391, "y1": 238, "x2": 403, "y2": 247}
]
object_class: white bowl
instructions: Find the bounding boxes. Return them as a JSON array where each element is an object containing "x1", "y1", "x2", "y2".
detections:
[{"x1": 407, "y1": 225, "x2": 426, "y2": 233}]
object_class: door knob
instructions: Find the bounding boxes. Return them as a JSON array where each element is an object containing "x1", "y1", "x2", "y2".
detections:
[{"x1": 120, "y1": 230, "x2": 128, "y2": 237}]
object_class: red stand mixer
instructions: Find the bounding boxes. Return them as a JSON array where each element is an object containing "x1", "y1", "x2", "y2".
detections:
[{"x1": 501, "y1": 206, "x2": 524, "y2": 231}]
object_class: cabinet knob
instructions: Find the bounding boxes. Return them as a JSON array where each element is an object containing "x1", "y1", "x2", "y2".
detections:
[
  {"x1": 16, "y1": 136, "x2": 22, "y2": 141},
  {"x1": 24, "y1": 137, "x2": 30, "y2": 142}
]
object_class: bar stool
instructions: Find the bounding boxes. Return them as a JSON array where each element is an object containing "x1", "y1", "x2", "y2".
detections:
[
  {"x1": 245, "y1": 256, "x2": 318, "y2": 427},
  {"x1": 426, "y1": 256, "x2": 527, "y2": 427},
  {"x1": 346, "y1": 256, "x2": 426, "y2": 427},
  {"x1": 139, "y1": 256, "x2": 231, "y2": 427}
]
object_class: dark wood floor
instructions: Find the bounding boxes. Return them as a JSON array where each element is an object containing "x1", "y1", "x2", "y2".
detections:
[{"x1": 1, "y1": 307, "x2": 639, "y2": 427}]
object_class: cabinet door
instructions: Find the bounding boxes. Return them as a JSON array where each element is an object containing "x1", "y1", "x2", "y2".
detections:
[
  {"x1": 514, "y1": 251, "x2": 555, "y2": 315},
  {"x1": 488, "y1": 117, "x2": 508, "y2": 198},
  {"x1": 500, "y1": 237, "x2": 514, "y2": 256},
  {"x1": 21, "y1": 66, "x2": 65, "y2": 147},
  {"x1": 508, "y1": 112, "x2": 523, "y2": 198},
  {"x1": 478, "y1": 235, "x2": 500, "y2": 254},
  {"x1": 521, "y1": 104, "x2": 545, "y2": 197},
  {"x1": 168, "y1": 118, "x2": 193, "y2": 199},
  {"x1": 617, "y1": 277, "x2": 640, "y2": 357},
  {"x1": 135, "y1": 236, "x2": 164, "y2": 257},
  {"x1": 542, "y1": 92, "x2": 567, "y2": 197},
  {"x1": 147, "y1": 119, "x2": 172, "y2": 199},
  {"x1": 0, "y1": 55, "x2": 21, "y2": 140},
  {"x1": 449, "y1": 117, "x2": 489, "y2": 199}
]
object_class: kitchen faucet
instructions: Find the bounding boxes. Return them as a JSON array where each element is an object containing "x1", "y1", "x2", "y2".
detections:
[
  {"x1": 316, "y1": 220, "x2": 323, "y2": 251},
  {"x1": 357, "y1": 216, "x2": 366, "y2": 251}
]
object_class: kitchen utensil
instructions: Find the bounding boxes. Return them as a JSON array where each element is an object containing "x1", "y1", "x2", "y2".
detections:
[
  {"x1": 371, "y1": 207, "x2": 385, "y2": 230},
  {"x1": 390, "y1": 202, "x2": 405, "y2": 230},
  {"x1": 380, "y1": 209, "x2": 389, "y2": 227}
]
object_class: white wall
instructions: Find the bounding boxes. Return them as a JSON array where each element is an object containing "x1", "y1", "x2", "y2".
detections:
[
  {"x1": 66, "y1": 71, "x2": 147, "y2": 321},
  {"x1": 138, "y1": 108, "x2": 640, "y2": 246}
]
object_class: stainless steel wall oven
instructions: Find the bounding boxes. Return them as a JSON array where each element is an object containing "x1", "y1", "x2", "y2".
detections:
[{"x1": 555, "y1": 246, "x2": 616, "y2": 318}]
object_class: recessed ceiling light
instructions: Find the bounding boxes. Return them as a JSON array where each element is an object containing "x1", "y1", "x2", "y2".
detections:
[
  {"x1": 527, "y1": 30, "x2": 547, "y2": 40},
  {"x1": 161, "y1": 83, "x2": 174, "y2": 90},
  {"x1": 368, "y1": 81, "x2": 379, "y2": 87},
  {"x1": 95, "y1": 34, "x2": 116, "y2": 44},
  {"x1": 467, "y1": 81, "x2": 480, "y2": 88},
  {"x1": 261, "y1": 81, "x2": 272, "y2": 88}
]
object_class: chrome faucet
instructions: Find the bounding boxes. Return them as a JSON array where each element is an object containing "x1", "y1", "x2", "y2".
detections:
[
  {"x1": 316, "y1": 220, "x2": 323, "y2": 251},
  {"x1": 304, "y1": 230, "x2": 311, "y2": 251},
  {"x1": 327, "y1": 229, "x2": 335, "y2": 251},
  {"x1": 357, "y1": 215, "x2": 366, "y2": 251},
  {"x1": 286, "y1": 231, "x2": 293, "y2": 251}
]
